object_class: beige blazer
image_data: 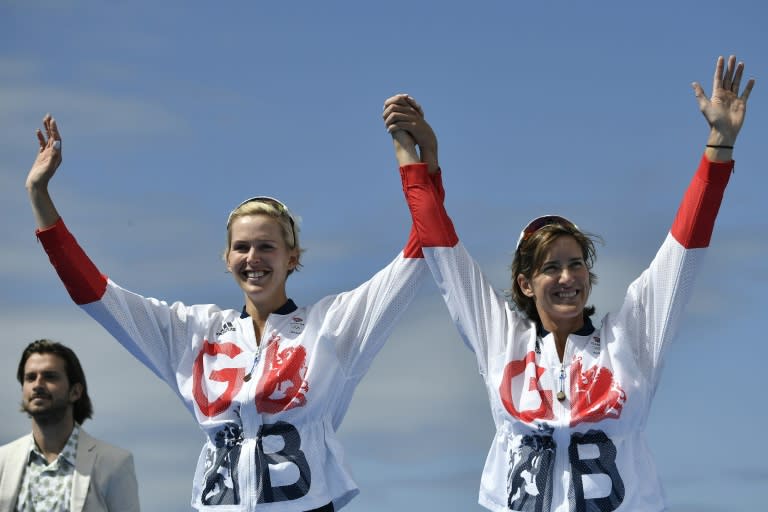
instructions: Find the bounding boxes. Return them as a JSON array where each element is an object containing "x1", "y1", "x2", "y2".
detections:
[{"x1": 0, "y1": 429, "x2": 140, "y2": 512}]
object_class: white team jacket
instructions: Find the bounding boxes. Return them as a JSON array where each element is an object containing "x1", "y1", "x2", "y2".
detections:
[
  {"x1": 36, "y1": 192, "x2": 438, "y2": 511},
  {"x1": 400, "y1": 156, "x2": 733, "y2": 512}
]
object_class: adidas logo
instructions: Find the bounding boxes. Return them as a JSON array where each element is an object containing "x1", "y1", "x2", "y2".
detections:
[{"x1": 216, "y1": 321, "x2": 236, "y2": 337}]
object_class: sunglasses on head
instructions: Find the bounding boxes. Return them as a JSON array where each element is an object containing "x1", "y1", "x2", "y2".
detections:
[
  {"x1": 516, "y1": 215, "x2": 578, "y2": 249},
  {"x1": 227, "y1": 196, "x2": 297, "y2": 241}
]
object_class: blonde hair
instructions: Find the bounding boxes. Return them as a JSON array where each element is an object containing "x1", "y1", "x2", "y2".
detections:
[{"x1": 224, "y1": 198, "x2": 303, "y2": 275}]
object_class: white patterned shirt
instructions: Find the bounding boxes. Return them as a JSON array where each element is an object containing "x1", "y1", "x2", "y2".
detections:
[{"x1": 16, "y1": 425, "x2": 79, "y2": 512}]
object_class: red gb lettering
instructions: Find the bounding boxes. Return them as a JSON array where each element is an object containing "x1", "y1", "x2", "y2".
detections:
[
  {"x1": 500, "y1": 351, "x2": 554, "y2": 422},
  {"x1": 255, "y1": 334, "x2": 309, "y2": 414},
  {"x1": 193, "y1": 340, "x2": 245, "y2": 417},
  {"x1": 570, "y1": 356, "x2": 626, "y2": 426}
]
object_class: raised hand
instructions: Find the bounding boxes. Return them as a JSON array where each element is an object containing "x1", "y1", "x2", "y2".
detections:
[
  {"x1": 27, "y1": 114, "x2": 63, "y2": 190},
  {"x1": 383, "y1": 94, "x2": 439, "y2": 173},
  {"x1": 26, "y1": 114, "x2": 63, "y2": 228},
  {"x1": 692, "y1": 55, "x2": 755, "y2": 150}
]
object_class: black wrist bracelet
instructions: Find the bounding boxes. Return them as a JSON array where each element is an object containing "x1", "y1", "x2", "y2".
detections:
[{"x1": 706, "y1": 144, "x2": 734, "y2": 149}]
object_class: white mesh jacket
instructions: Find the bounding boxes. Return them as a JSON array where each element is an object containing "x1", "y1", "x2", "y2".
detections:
[
  {"x1": 35, "y1": 180, "x2": 443, "y2": 511},
  {"x1": 399, "y1": 156, "x2": 733, "y2": 512}
]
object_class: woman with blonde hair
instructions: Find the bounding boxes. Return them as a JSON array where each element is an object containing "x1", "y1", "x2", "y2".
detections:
[{"x1": 25, "y1": 110, "x2": 435, "y2": 510}]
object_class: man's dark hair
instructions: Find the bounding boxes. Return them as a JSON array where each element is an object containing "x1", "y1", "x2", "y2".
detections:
[{"x1": 17, "y1": 339, "x2": 93, "y2": 424}]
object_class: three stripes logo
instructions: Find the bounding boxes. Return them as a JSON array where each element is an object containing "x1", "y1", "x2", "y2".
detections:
[{"x1": 216, "y1": 321, "x2": 236, "y2": 337}]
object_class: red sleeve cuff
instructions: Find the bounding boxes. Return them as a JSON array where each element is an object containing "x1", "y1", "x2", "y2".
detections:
[
  {"x1": 401, "y1": 164, "x2": 429, "y2": 258},
  {"x1": 670, "y1": 153, "x2": 733, "y2": 249},
  {"x1": 36, "y1": 218, "x2": 108, "y2": 304},
  {"x1": 400, "y1": 164, "x2": 459, "y2": 249}
]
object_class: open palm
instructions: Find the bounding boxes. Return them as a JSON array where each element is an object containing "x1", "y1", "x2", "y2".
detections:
[{"x1": 693, "y1": 55, "x2": 755, "y2": 144}]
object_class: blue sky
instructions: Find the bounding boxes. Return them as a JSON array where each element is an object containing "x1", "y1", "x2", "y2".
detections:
[{"x1": 2, "y1": 1, "x2": 766, "y2": 510}]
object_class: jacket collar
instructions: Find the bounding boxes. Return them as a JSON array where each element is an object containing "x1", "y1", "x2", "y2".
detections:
[
  {"x1": 536, "y1": 314, "x2": 595, "y2": 338},
  {"x1": 240, "y1": 299, "x2": 298, "y2": 319}
]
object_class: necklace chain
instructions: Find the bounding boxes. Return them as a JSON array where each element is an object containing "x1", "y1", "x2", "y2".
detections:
[
  {"x1": 536, "y1": 335, "x2": 568, "y2": 401},
  {"x1": 243, "y1": 343, "x2": 262, "y2": 382}
]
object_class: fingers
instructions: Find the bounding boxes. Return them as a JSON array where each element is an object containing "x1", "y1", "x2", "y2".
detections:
[
  {"x1": 713, "y1": 55, "x2": 748, "y2": 94},
  {"x1": 36, "y1": 129, "x2": 46, "y2": 150},
  {"x1": 712, "y1": 55, "x2": 724, "y2": 93},
  {"x1": 404, "y1": 96, "x2": 424, "y2": 116},
  {"x1": 37, "y1": 114, "x2": 62, "y2": 149},
  {"x1": 386, "y1": 120, "x2": 419, "y2": 134},
  {"x1": 732, "y1": 60, "x2": 755, "y2": 103},
  {"x1": 741, "y1": 77, "x2": 755, "y2": 102},
  {"x1": 722, "y1": 55, "x2": 736, "y2": 91},
  {"x1": 731, "y1": 60, "x2": 744, "y2": 93},
  {"x1": 711, "y1": 54, "x2": 755, "y2": 99},
  {"x1": 35, "y1": 114, "x2": 62, "y2": 161},
  {"x1": 383, "y1": 104, "x2": 419, "y2": 123},
  {"x1": 691, "y1": 82, "x2": 709, "y2": 112},
  {"x1": 383, "y1": 93, "x2": 423, "y2": 117},
  {"x1": 382, "y1": 104, "x2": 422, "y2": 131},
  {"x1": 383, "y1": 94, "x2": 412, "y2": 109},
  {"x1": 43, "y1": 114, "x2": 53, "y2": 139},
  {"x1": 49, "y1": 117, "x2": 61, "y2": 144}
]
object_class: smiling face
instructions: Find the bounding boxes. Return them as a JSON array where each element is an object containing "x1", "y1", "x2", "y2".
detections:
[
  {"x1": 516, "y1": 235, "x2": 591, "y2": 333},
  {"x1": 226, "y1": 214, "x2": 299, "y2": 314},
  {"x1": 21, "y1": 353, "x2": 81, "y2": 425}
]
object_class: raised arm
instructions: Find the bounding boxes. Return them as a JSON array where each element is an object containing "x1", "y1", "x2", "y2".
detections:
[
  {"x1": 693, "y1": 55, "x2": 755, "y2": 162},
  {"x1": 670, "y1": 55, "x2": 756, "y2": 249},
  {"x1": 628, "y1": 56, "x2": 755, "y2": 387},
  {"x1": 26, "y1": 114, "x2": 63, "y2": 229}
]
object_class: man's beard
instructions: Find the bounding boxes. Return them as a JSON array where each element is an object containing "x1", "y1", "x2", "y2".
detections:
[{"x1": 21, "y1": 395, "x2": 71, "y2": 425}]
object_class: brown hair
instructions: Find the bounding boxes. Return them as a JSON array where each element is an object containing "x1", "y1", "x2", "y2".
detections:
[
  {"x1": 510, "y1": 223, "x2": 599, "y2": 325},
  {"x1": 18, "y1": 339, "x2": 93, "y2": 424}
]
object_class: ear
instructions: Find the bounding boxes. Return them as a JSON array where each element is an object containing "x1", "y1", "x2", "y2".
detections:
[
  {"x1": 516, "y1": 274, "x2": 535, "y2": 298},
  {"x1": 288, "y1": 249, "x2": 299, "y2": 271},
  {"x1": 69, "y1": 382, "x2": 83, "y2": 403}
]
